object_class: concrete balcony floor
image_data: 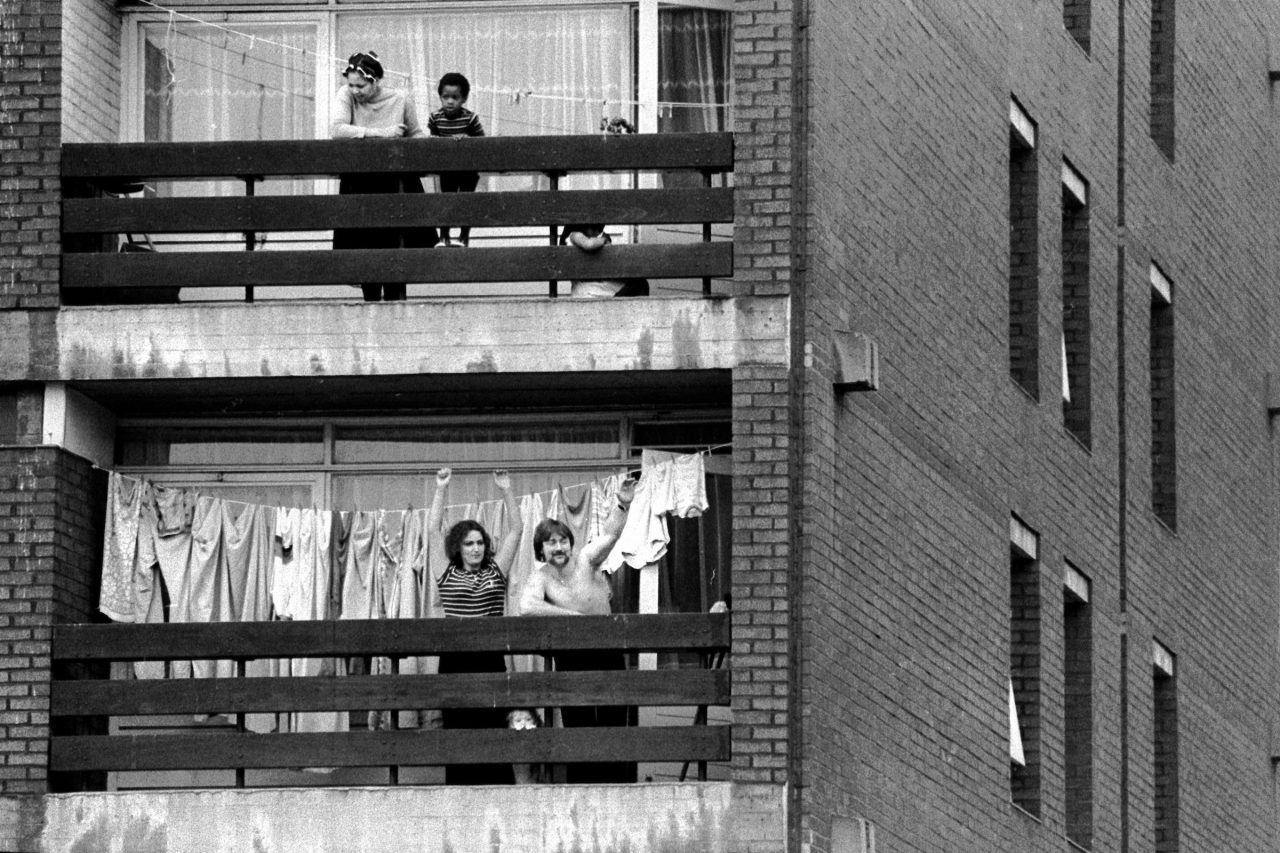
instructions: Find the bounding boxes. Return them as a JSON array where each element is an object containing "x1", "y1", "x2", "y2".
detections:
[{"x1": 2, "y1": 296, "x2": 788, "y2": 385}]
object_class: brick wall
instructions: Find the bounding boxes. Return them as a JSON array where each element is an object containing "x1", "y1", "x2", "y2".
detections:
[
  {"x1": 59, "y1": 0, "x2": 119, "y2": 144},
  {"x1": 0, "y1": 447, "x2": 103, "y2": 795},
  {"x1": 729, "y1": 363, "x2": 793, "y2": 849},
  {"x1": 0, "y1": 0, "x2": 61, "y2": 311},
  {"x1": 732, "y1": 0, "x2": 796, "y2": 299},
  {"x1": 791, "y1": 0, "x2": 1280, "y2": 851}
]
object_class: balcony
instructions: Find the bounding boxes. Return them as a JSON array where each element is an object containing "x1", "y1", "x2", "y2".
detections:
[
  {"x1": 51, "y1": 612, "x2": 730, "y2": 790},
  {"x1": 59, "y1": 133, "x2": 733, "y2": 303}
]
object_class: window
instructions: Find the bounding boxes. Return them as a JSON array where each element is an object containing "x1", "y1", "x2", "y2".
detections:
[
  {"x1": 121, "y1": 1, "x2": 733, "y2": 299},
  {"x1": 1150, "y1": 263, "x2": 1176, "y2": 528},
  {"x1": 1150, "y1": 0, "x2": 1176, "y2": 159},
  {"x1": 1061, "y1": 161, "x2": 1090, "y2": 446},
  {"x1": 1009, "y1": 99, "x2": 1040, "y2": 398},
  {"x1": 1153, "y1": 641, "x2": 1179, "y2": 853},
  {"x1": 1063, "y1": 562, "x2": 1093, "y2": 848},
  {"x1": 1064, "y1": 0, "x2": 1090, "y2": 52},
  {"x1": 1009, "y1": 515, "x2": 1041, "y2": 816}
]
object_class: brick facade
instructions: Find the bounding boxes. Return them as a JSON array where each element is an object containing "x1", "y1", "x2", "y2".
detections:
[
  {"x1": 796, "y1": 1, "x2": 1280, "y2": 852},
  {"x1": 0, "y1": 447, "x2": 103, "y2": 795},
  {"x1": 0, "y1": 0, "x2": 61, "y2": 310}
]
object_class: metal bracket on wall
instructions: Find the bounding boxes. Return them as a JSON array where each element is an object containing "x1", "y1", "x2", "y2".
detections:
[{"x1": 832, "y1": 330, "x2": 880, "y2": 393}]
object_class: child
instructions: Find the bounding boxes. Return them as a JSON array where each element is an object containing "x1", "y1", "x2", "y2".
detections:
[
  {"x1": 428, "y1": 72, "x2": 485, "y2": 247},
  {"x1": 507, "y1": 708, "x2": 550, "y2": 784}
]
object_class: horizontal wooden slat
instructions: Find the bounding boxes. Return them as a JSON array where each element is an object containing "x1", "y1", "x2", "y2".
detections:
[
  {"x1": 63, "y1": 188, "x2": 734, "y2": 234},
  {"x1": 61, "y1": 243, "x2": 732, "y2": 289},
  {"x1": 50, "y1": 725, "x2": 730, "y2": 771},
  {"x1": 53, "y1": 613, "x2": 730, "y2": 662},
  {"x1": 53, "y1": 670, "x2": 730, "y2": 717},
  {"x1": 61, "y1": 134, "x2": 734, "y2": 182}
]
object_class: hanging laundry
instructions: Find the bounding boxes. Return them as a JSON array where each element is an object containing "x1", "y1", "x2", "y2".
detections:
[
  {"x1": 670, "y1": 452, "x2": 709, "y2": 518},
  {"x1": 99, "y1": 473, "x2": 146, "y2": 623},
  {"x1": 605, "y1": 450, "x2": 674, "y2": 572},
  {"x1": 589, "y1": 474, "x2": 622, "y2": 543}
]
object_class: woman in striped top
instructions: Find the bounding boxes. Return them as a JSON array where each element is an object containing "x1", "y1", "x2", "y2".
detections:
[{"x1": 427, "y1": 466, "x2": 520, "y2": 784}]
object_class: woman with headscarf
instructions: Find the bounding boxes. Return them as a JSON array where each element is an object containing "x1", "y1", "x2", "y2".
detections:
[{"x1": 331, "y1": 51, "x2": 439, "y2": 301}]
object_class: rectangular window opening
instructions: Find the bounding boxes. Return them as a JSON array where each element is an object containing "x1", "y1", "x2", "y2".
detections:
[
  {"x1": 1063, "y1": 564, "x2": 1093, "y2": 848},
  {"x1": 1150, "y1": 0, "x2": 1176, "y2": 159},
  {"x1": 1064, "y1": 0, "x2": 1091, "y2": 52},
  {"x1": 1153, "y1": 642, "x2": 1179, "y2": 853},
  {"x1": 1061, "y1": 163, "x2": 1091, "y2": 446},
  {"x1": 1009, "y1": 100, "x2": 1040, "y2": 398},
  {"x1": 1150, "y1": 264, "x2": 1176, "y2": 528},
  {"x1": 1009, "y1": 516, "x2": 1041, "y2": 816}
]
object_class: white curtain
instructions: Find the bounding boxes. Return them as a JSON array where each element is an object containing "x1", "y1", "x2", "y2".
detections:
[
  {"x1": 336, "y1": 7, "x2": 630, "y2": 192},
  {"x1": 142, "y1": 22, "x2": 316, "y2": 198}
]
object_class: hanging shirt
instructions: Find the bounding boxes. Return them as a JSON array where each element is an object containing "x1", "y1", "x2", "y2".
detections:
[
  {"x1": 671, "y1": 452, "x2": 709, "y2": 518},
  {"x1": 99, "y1": 473, "x2": 145, "y2": 623}
]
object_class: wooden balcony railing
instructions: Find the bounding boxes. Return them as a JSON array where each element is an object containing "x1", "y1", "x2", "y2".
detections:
[
  {"x1": 59, "y1": 133, "x2": 734, "y2": 303},
  {"x1": 50, "y1": 613, "x2": 730, "y2": 787}
]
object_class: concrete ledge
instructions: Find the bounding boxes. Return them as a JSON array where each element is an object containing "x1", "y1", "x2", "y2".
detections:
[
  {"x1": 1, "y1": 297, "x2": 788, "y2": 383},
  {"x1": 27, "y1": 783, "x2": 736, "y2": 853}
]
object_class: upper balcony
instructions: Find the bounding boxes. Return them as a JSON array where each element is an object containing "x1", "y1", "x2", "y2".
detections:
[
  {"x1": 13, "y1": 132, "x2": 793, "y2": 390},
  {"x1": 60, "y1": 132, "x2": 733, "y2": 303}
]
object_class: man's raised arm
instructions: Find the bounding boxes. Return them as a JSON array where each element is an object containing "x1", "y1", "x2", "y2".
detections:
[{"x1": 580, "y1": 478, "x2": 635, "y2": 567}]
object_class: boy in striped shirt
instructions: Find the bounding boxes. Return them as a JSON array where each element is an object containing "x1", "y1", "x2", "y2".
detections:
[{"x1": 428, "y1": 72, "x2": 485, "y2": 247}]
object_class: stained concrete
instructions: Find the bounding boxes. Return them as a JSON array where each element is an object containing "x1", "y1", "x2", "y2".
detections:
[
  {"x1": 32, "y1": 782, "x2": 739, "y2": 853},
  {"x1": 0, "y1": 297, "x2": 788, "y2": 383}
]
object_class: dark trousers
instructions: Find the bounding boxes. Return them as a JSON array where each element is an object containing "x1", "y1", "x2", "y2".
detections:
[
  {"x1": 439, "y1": 651, "x2": 514, "y2": 785},
  {"x1": 438, "y1": 171, "x2": 480, "y2": 244},
  {"x1": 333, "y1": 174, "x2": 439, "y2": 301},
  {"x1": 552, "y1": 651, "x2": 637, "y2": 783}
]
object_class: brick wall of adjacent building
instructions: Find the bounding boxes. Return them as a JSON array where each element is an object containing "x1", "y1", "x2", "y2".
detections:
[
  {"x1": 1119, "y1": 0, "x2": 1280, "y2": 848},
  {"x1": 794, "y1": 1, "x2": 1280, "y2": 853},
  {"x1": 0, "y1": 0, "x2": 61, "y2": 310},
  {"x1": 0, "y1": 447, "x2": 103, "y2": 796}
]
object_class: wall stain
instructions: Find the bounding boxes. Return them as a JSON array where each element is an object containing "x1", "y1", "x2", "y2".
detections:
[
  {"x1": 309, "y1": 354, "x2": 326, "y2": 375},
  {"x1": 259, "y1": 357, "x2": 271, "y2": 377},
  {"x1": 69, "y1": 813, "x2": 167, "y2": 853},
  {"x1": 632, "y1": 329, "x2": 653, "y2": 371},
  {"x1": 671, "y1": 312, "x2": 703, "y2": 369},
  {"x1": 466, "y1": 351, "x2": 498, "y2": 373}
]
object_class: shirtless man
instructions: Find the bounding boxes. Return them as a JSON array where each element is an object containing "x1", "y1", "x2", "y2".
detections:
[
  {"x1": 518, "y1": 477, "x2": 634, "y2": 617},
  {"x1": 517, "y1": 477, "x2": 636, "y2": 783}
]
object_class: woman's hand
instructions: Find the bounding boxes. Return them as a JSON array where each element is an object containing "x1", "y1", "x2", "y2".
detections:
[
  {"x1": 493, "y1": 469, "x2": 512, "y2": 490},
  {"x1": 366, "y1": 124, "x2": 406, "y2": 139},
  {"x1": 436, "y1": 468, "x2": 452, "y2": 487}
]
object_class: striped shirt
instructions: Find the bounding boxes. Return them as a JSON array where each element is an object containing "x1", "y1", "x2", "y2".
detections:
[
  {"x1": 438, "y1": 562, "x2": 506, "y2": 618},
  {"x1": 428, "y1": 107, "x2": 485, "y2": 138}
]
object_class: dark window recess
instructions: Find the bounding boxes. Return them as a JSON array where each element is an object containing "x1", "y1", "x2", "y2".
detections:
[
  {"x1": 1064, "y1": 0, "x2": 1090, "y2": 52},
  {"x1": 1150, "y1": 0, "x2": 1176, "y2": 159},
  {"x1": 1063, "y1": 584, "x2": 1093, "y2": 847},
  {"x1": 1154, "y1": 664, "x2": 1179, "y2": 853},
  {"x1": 1009, "y1": 130, "x2": 1040, "y2": 397},
  {"x1": 1151, "y1": 290, "x2": 1176, "y2": 528},
  {"x1": 1062, "y1": 181, "x2": 1091, "y2": 446},
  {"x1": 1010, "y1": 547, "x2": 1041, "y2": 816}
]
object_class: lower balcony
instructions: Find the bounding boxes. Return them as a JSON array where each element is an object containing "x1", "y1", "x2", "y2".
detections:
[{"x1": 41, "y1": 613, "x2": 733, "y2": 852}]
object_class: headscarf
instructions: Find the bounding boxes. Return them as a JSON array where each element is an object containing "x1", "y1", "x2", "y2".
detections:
[{"x1": 344, "y1": 51, "x2": 384, "y2": 81}]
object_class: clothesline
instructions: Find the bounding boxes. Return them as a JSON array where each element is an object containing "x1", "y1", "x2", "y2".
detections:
[
  {"x1": 102, "y1": 440, "x2": 732, "y2": 515},
  {"x1": 138, "y1": 0, "x2": 734, "y2": 112}
]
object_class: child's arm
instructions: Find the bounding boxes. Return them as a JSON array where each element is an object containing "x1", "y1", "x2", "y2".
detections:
[
  {"x1": 565, "y1": 229, "x2": 609, "y2": 252},
  {"x1": 469, "y1": 113, "x2": 486, "y2": 137}
]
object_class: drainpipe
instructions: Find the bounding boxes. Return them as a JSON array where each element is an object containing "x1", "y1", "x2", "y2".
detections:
[{"x1": 786, "y1": 0, "x2": 811, "y2": 850}]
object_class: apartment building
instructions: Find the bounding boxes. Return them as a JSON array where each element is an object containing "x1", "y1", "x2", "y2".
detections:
[{"x1": 2, "y1": 0, "x2": 1279, "y2": 851}]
